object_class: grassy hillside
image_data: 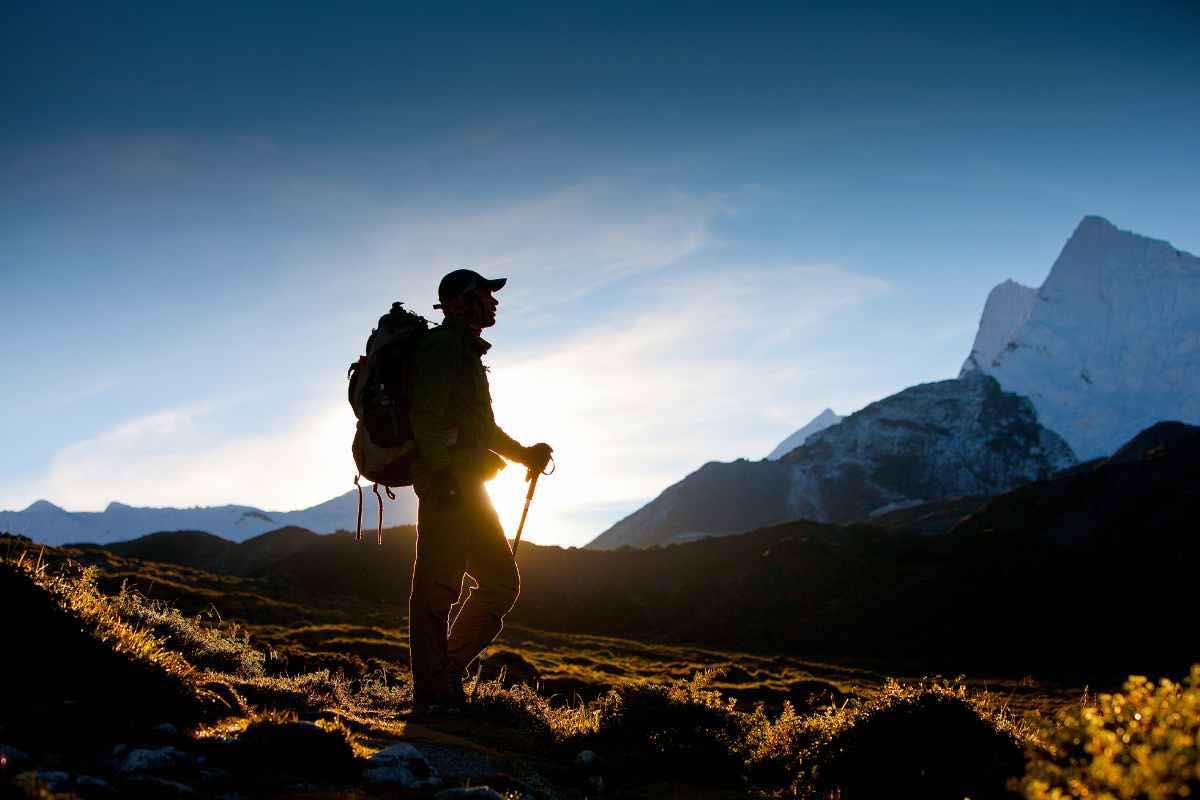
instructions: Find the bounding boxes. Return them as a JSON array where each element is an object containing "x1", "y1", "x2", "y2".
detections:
[{"x1": 2, "y1": 538, "x2": 1196, "y2": 799}]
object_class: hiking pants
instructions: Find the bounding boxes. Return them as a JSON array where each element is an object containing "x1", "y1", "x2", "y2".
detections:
[{"x1": 408, "y1": 480, "x2": 520, "y2": 701}]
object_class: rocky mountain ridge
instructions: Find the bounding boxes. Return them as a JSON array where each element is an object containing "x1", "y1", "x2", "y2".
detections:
[{"x1": 588, "y1": 372, "x2": 1075, "y2": 549}]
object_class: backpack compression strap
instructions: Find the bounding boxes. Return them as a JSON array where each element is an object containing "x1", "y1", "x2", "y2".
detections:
[{"x1": 354, "y1": 474, "x2": 364, "y2": 543}]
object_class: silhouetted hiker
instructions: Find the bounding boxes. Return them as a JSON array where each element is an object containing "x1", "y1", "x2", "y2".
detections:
[{"x1": 407, "y1": 269, "x2": 553, "y2": 715}]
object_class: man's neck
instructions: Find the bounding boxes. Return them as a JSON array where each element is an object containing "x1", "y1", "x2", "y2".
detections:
[{"x1": 445, "y1": 315, "x2": 482, "y2": 337}]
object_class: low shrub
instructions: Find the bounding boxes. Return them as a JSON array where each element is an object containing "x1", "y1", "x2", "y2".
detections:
[
  {"x1": 584, "y1": 667, "x2": 753, "y2": 784},
  {"x1": 1021, "y1": 665, "x2": 1200, "y2": 800}
]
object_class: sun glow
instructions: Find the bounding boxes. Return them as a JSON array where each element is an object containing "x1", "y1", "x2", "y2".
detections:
[{"x1": 481, "y1": 357, "x2": 648, "y2": 548}]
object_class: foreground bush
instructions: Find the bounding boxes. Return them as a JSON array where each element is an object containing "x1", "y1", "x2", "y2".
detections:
[
  {"x1": 1021, "y1": 666, "x2": 1200, "y2": 800},
  {"x1": 749, "y1": 678, "x2": 1029, "y2": 799}
]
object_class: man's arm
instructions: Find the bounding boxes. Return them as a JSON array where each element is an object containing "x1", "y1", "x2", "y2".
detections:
[{"x1": 487, "y1": 418, "x2": 525, "y2": 462}]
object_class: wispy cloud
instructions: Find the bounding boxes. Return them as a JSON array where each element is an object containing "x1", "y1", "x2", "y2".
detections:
[
  {"x1": 365, "y1": 179, "x2": 725, "y2": 312},
  {"x1": 0, "y1": 395, "x2": 358, "y2": 513}
]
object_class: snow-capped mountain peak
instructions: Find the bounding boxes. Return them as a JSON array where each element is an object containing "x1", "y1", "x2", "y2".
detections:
[
  {"x1": 962, "y1": 215, "x2": 1200, "y2": 460},
  {"x1": 959, "y1": 279, "x2": 1038, "y2": 374}
]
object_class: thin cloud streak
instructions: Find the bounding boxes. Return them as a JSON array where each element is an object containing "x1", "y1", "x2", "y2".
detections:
[{"x1": 365, "y1": 179, "x2": 725, "y2": 313}]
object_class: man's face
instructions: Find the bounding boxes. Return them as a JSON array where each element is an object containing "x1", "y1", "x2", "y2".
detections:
[
  {"x1": 447, "y1": 287, "x2": 498, "y2": 329},
  {"x1": 474, "y1": 288, "x2": 498, "y2": 328}
]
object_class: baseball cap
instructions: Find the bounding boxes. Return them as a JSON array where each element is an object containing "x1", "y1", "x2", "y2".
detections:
[{"x1": 434, "y1": 269, "x2": 507, "y2": 309}]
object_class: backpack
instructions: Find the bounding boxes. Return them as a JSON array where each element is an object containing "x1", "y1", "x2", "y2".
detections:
[{"x1": 347, "y1": 302, "x2": 430, "y2": 543}]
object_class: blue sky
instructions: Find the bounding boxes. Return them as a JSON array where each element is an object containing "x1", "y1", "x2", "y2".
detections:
[{"x1": 3, "y1": 1, "x2": 1198, "y2": 546}]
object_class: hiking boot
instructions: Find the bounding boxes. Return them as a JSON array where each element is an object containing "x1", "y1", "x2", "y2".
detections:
[{"x1": 410, "y1": 671, "x2": 467, "y2": 718}]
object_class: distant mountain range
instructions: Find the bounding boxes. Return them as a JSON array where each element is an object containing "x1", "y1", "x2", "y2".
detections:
[
  {"x1": 0, "y1": 488, "x2": 417, "y2": 546},
  {"x1": 589, "y1": 216, "x2": 1200, "y2": 549}
]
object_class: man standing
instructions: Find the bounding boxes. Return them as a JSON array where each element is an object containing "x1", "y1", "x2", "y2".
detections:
[{"x1": 407, "y1": 269, "x2": 552, "y2": 714}]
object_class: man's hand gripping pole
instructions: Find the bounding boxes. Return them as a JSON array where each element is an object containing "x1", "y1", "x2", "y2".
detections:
[{"x1": 512, "y1": 456, "x2": 553, "y2": 557}]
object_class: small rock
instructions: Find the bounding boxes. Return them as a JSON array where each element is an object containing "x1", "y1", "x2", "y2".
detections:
[
  {"x1": 121, "y1": 746, "x2": 191, "y2": 774},
  {"x1": 152, "y1": 723, "x2": 179, "y2": 737},
  {"x1": 76, "y1": 774, "x2": 110, "y2": 788},
  {"x1": 435, "y1": 788, "x2": 505, "y2": 800},
  {"x1": 368, "y1": 742, "x2": 426, "y2": 766},
  {"x1": 574, "y1": 749, "x2": 600, "y2": 768},
  {"x1": 34, "y1": 770, "x2": 72, "y2": 790},
  {"x1": 365, "y1": 742, "x2": 440, "y2": 786},
  {"x1": 111, "y1": 743, "x2": 128, "y2": 757},
  {"x1": 0, "y1": 744, "x2": 32, "y2": 772},
  {"x1": 364, "y1": 765, "x2": 419, "y2": 786},
  {"x1": 195, "y1": 767, "x2": 232, "y2": 787},
  {"x1": 123, "y1": 775, "x2": 196, "y2": 797}
]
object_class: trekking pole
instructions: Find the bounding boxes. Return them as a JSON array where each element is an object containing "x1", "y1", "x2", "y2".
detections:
[{"x1": 511, "y1": 470, "x2": 540, "y2": 557}]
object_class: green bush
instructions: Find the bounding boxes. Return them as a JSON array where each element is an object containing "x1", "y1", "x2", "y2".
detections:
[{"x1": 1021, "y1": 665, "x2": 1200, "y2": 800}]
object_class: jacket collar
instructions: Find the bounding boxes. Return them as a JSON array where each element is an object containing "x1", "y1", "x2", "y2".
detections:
[{"x1": 442, "y1": 317, "x2": 492, "y2": 355}]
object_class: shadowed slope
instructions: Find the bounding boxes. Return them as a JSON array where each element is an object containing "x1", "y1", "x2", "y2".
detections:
[{"x1": 0, "y1": 554, "x2": 230, "y2": 751}]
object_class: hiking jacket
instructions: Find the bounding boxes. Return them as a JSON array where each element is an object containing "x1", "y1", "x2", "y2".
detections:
[{"x1": 408, "y1": 318, "x2": 524, "y2": 489}]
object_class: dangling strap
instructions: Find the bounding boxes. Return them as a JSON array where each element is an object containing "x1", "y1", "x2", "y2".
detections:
[
  {"x1": 354, "y1": 475, "x2": 364, "y2": 543},
  {"x1": 372, "y1": 482, "x2": 384, "y2": 545},
  {"x1": 385, "y1": 486, "x2": 396, "y2": 500}
]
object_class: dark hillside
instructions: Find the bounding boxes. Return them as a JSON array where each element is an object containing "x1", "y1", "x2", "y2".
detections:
[
  {"x1": 89, "y1": 525, "x2": 322, "y2": 576},
  {"x1": 98, "y1": 529, "x2": 236, "y2": 572},
  {"x1": 0, "y1": 557, "x2": 225, "y2": 751},
  {"x1": 233, "y1": 525, "x2": 323, "y2": 573}
]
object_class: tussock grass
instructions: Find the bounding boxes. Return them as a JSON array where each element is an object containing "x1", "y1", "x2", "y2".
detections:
[
  {"x1": 758, "y1": 678, "x2": 1032, "y2": 799},
  {"x1": 110, "y1": 583, "x2": 267, "y2": 677},
  {"x1": 586, "y1": 667, "x2": 752, "y2": 782},
  {"x1": 466, "y1": 676, "x2": 600, "y2": 742}
]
